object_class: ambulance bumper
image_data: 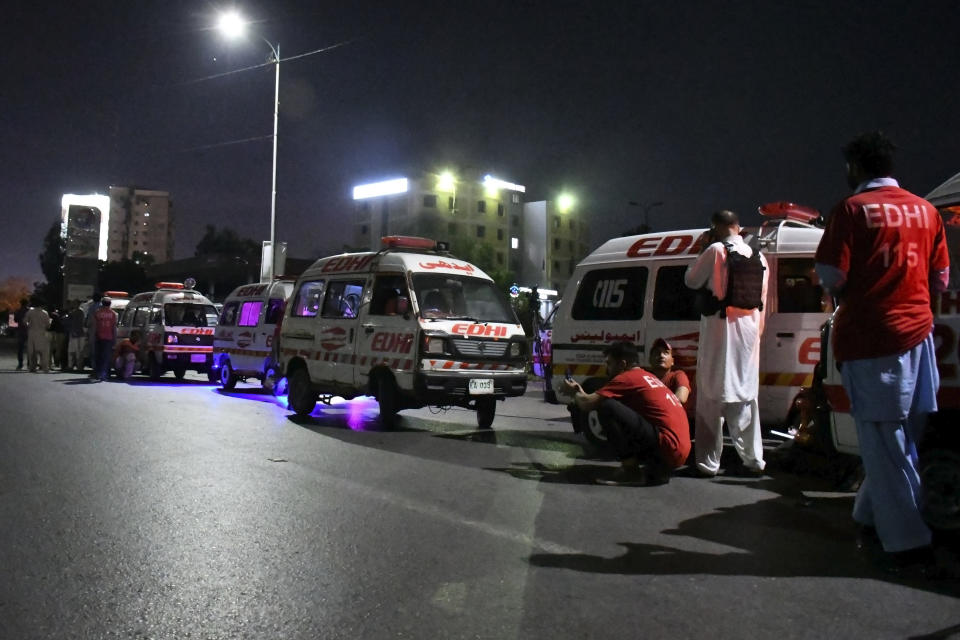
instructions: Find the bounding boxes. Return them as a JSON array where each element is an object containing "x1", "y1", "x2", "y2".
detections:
[{"x1": 415, "y1": 371, "x2": 527, "y2": 400}]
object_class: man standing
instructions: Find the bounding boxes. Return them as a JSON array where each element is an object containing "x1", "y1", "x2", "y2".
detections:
[
  {"x1": 92, "y1": 297, "x2": 118, "y2": 382},
  {"x1": 84, "y1": 291, "x2": 102, "y2": 376},
  {"x1": 24, "y1": 301, "x2": 51, "y2": 373},
  {"x1": 561, "y1": 341, "x2": 690, "y2": 486},
  {"x1": 13, "y1": 298, "x2": 29, "y2": 370},
  {"x1": 684, "y1": 210, "x2": 768, "y2": 477},
  {"x1": 815, "y1": 131, "x2": 949, "y2": 563}
]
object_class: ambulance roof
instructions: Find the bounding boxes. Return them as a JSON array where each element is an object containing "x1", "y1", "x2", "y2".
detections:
[
  {"x1": 131, "y1": 287, "x2": 215, "y2": 305},
  {"x1": 303, "y1": 249, "x2": 493, "y2": 281},
  {"x1": 583, "y1": 221, "x2": 823, "y2": 266},
  {"x1": 225, "y1": 280, "x2": 294, "y2": 300},
  {"x1": 926, "y1": 171, "x2": 960, "y2": 208}
]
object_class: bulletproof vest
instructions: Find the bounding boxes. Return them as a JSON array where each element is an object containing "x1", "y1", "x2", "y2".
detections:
[{"x1": 721, "y1": 242, "x2": 765, "y2": 316}]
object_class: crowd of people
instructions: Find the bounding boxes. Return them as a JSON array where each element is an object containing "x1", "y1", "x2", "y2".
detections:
[{"x1": 12, "y1": 294, "x2": 137, "y2": 381}]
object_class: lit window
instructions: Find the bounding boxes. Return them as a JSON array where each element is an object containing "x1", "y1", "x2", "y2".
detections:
[
  {"x1": 144, "y1": 212, "x2": 150, "y2": 217},
  {"x1": 511, "y1": 237, "x2": 519, "y2": 249},
  {"x1": 511, "y1": 193, "x2": 520, "y2": 204}
]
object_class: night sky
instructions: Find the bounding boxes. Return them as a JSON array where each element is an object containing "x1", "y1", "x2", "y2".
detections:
[{"x1": 4, "y1": 1, "x2": 959, "y2": 285}]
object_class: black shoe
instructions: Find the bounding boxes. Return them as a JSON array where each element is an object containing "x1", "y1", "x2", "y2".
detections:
[
  {"x1": 676, "y1": 466, "x2": 716, "y2": 479},
  {"x1": 595, "y1": 466, "x2": 648, "y2": 486},
  {"x1": 726, "y1": 463, "x2": 766, "y2": 478}
]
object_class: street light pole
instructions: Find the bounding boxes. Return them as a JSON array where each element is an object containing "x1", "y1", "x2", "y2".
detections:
[{"x1": 267, "y1": 41, "x2": 279, "y2": 282}]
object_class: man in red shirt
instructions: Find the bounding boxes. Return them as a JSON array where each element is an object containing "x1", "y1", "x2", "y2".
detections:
[
  {"x1": 92, "y1": 297, "x2": 119, "y2": 382},
  {"x1": 561, "y1": 341, "x2": 690, "y2": 486},
  {"x1": 815, "y1": 131, "x2": 949, "y2": 567},
  {"x1": 647, "y1": 338, "x2": 691, "y2": 405}
]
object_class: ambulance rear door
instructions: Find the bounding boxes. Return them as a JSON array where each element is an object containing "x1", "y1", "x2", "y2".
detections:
[{"x1": 760, "y1": 254, "x2": 830, "y2": 426}]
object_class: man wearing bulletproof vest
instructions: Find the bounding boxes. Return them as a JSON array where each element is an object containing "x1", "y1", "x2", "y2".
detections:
[{"x1": 684, "y1": 209, "x2": 769, "y2": 477}]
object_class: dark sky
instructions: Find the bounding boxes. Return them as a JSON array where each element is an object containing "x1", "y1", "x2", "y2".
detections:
[{"x1": 3, "y1": 1, "x2": 959, "y2": 285}]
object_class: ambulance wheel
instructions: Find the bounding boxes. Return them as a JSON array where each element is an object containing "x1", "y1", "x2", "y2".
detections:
[
  {"x1": 476, "y1": 397, "x2": 496, "y2": 430},
  {"x1": 173, "y1": 364, "x2": 187, "y2": 380},
  {"x1": 207, "y1": 368, "x2": 218, "y2": 383},
  {"x1": 288, "y1": 368, "x2": 317, "y2": 417},
  {"x1": 219, "y1": 360, "x2": 238, "y2": 390},
  {"x1": 148, "y1": 354, "x2": 163, "y2": 380},
  {"x1": 376, "y1": 374, "x2": 399, "y2": 427}
]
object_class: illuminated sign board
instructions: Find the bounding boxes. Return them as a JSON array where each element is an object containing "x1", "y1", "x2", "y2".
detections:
[
  {"x1": 483, "y1": 175, "x2": 526, "y2": 193},
  {"x1": 61, "y1": 194, "x2": 110, "y2": 261},
  {"x1": 352, "y1": 178, "x2": 409, "y2": 200}
]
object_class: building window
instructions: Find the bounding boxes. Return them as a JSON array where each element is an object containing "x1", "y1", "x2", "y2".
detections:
[
  {"x1": 423, "y1": 194, "x2": 437, "y2": 208},
  {"x1": 553, "y1": 216, "x2": 561, "y2": 229},
  {"x1": 497, "y1": 228, "x2": 504, "y2": 240},
  {"x1": 553, "y1": 260, "x2": 560, "y2": 271},
  {"x1": 497, "y1": 204, "x2": 504, "y2": 217},
  {"x1": 477, "y1": 200, "x2": 486, "y2": 213},
  {"x1": 497, "y1": 252, "x2": 504, "y2": 265},
  {"x1": 512, "y1": 193, "x2": 520, "y2": 204},
  {"x1": 511, "y1": 237, "x2": 519, "y2": 249},
  {"x1": 477, "y1": 225, "x2": 486, "y2": 238},
  {"x1": 448, "y1": 196, "x2": 455, "y2": 211},
  {"x1": 553, "y1": 238, "x2": 560, "y2": 250},
  {"x1": 511, "y1": 215, "x2": 519, "y2": 227}
]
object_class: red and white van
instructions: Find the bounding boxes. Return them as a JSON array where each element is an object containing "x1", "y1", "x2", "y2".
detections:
[{"x1": 278, "y1": 236, "x2": 529, "y2": 428}]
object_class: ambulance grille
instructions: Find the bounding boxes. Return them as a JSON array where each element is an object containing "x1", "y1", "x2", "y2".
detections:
[{"x1": 451, "y1": 339, "x2": 508, "y2": 358}]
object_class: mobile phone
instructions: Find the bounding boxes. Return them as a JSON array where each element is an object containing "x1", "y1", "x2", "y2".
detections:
[{"x1": 564, "y1": 371, "x2": 573, "y2": 381}]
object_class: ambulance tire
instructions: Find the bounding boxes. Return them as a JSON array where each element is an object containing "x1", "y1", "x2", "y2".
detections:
[
  {"x1": 148, "y1": 353, "x2": 163, "y2": 380},
  {"x1": 219, "y1": 360, "x2": 238, "y2": 390},
  {"x1": 376, "y1": 374, "x2": 399, "y2": 427},
  {"x1": 173, "y1": 364, "x2": 187, "y2": 380},
  {"x1": 288, "y1": 368, "x2": 317, "y2": 416},
  {"x1": 476, "y1": 397, "x2": 496, "y2": 430}
]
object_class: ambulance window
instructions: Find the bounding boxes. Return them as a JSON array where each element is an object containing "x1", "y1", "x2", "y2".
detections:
[
  {"x1": 133, "y1": 306, "x2": 150, "y2": 328},
  {"x1": 149, "y1": 305, "x2": 162, "y2": 324},
  {"x1": 370, "y1": 275, "x2": 409, "y2": 315},
  {"x1": 653, "y1": 266, "x2": 700, "y2": 321},
  {"x1": 220, "y1": 302, "x2": 239, "y2": 326},
  {"x1": 238, "y1": 301, "x2": 263, "y2": 327},
  {"x1": 118, "y1": 306, "x2": 133, "y2": 327},
  {"x1": 571, "y1": 267, "x2": 647, "y2": 321},
  {"x1": 292, "y1": 280, "x2": 325, "y2": 317},
  {"x1": 265, "y1": 299, "x2": 285, "y2": 324},
  {"x1": 322, "y1": 280, "x2": 365, "y2": 319},
  {"x1": 777, "y1": 258, "x2": 826, "y2": 313}
]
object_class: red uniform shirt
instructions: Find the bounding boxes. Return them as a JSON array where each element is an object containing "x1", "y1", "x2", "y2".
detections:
[
  {"x1": 595, "y1": 368, "x2": 691, "y2": 468},
  {"x1": 815, "y1": 186, "x2": 949, "y2": 361},
  {"x1": 94, "y1": 307, "x2": 117, "y2": 340}
]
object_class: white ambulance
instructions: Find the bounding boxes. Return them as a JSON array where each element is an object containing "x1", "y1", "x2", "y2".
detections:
[
  {"x1": 278, "y1": 236, "x2": 529, "y2": 427},
  {"x1": 212, "y1": 278, "x2": 295, "y2": 390},
  {"x1": 818, "y1": 173, "x2": 960, "y2": 529},
  {"x1": 117, "y1": 280, "x2": 219, "y2": 380},
  {"x1": 550, "y1": 205, "x2": 830, "y2": 445}
]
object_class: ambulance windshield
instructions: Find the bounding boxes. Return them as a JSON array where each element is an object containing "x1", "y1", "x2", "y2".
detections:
[
  {"x1": 412, "y1": 274, "x2": 516, "y2": 323},
  {"x1": 164, "y1": 303, "x2": 219, "y2": 327}
]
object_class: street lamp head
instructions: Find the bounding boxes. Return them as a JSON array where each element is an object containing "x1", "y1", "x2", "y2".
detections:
[{"x1": 217, "y1": 11, "x2": 247, "y2": 39}]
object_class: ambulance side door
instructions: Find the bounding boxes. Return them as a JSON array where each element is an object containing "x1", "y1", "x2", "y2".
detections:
[
  {"x1": 318, "y1": 277, "x2": 366, "y2": 388},
  {"x1": 648, "y1": 260, "x2": 701, "y2": 420},
  {"x1": 356, "y1": 273, "x2": 415, "y2": 391},
  {"x1": 283, "y1": 279, "x2": 326, "y2": 381},
  {"x1": 760, "y1": 255, "x2": 831, "y2": 426}
]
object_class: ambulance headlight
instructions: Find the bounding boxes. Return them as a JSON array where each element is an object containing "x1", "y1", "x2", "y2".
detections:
[
  {"x1": 510, "y1": 342, "x2": 522, "y2": 357},
  {"x1": 424, "y1": 337, "x2": 446, "y2": 354},
  {"x1": 165, "y1": 333, "x2": 179, "y2": 344}
]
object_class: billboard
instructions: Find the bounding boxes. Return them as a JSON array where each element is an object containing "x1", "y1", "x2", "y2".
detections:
[{"x1": 61, "y1": 194, "x2": 110, "y2": 261}]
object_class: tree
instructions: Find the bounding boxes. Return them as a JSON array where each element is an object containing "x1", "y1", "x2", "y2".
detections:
[
  {"x1": 195, "y1": 225, "x2": 260, "y2": 262},
  {"x1": 0, "y1": 276, "x2": 32, "y2": 314},
  {"x1": 35, "y1": 219, "x2": 65, "y2": 306},
  {"x1": 98, "y1": 258, "x2": 150, "y2": 295}
]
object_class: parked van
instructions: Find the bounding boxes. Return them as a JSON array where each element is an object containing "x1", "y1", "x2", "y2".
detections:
[
  {"x1": 117, "y1": 280, "x2": 219, "y2": 380},
  {"x1": 550, "y1": 205, "x2": 829, "y2": 445},
  {"x1": 818, "y1": 173, "x2": 960, "y2": 529},
  {"x1": 278, "y1": 236, "x2": 528, "y2": 427},
  {"x1": 212, "y1": 278, "x2": 295, "y2": 390}
]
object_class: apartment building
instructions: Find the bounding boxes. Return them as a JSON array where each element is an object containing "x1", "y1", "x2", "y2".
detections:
[{"x1": 107, "y1": 186, "x2": 174, "y2": 262}]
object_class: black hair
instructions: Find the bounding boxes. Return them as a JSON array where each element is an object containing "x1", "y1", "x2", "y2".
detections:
[
  {"x1": 843, "y1": 131, "x2": 896, "y2": 178},
  {"x1": 602, "y1": 341, "x2": 639, "y2": 366},
  {"x1": 710, "y1": 209, "x2": 739, "y2": 227}
]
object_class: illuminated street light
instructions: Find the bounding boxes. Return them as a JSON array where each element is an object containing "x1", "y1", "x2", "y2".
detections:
[
  {"x1": 557, "y1": 193, "x2": 575, "y2": 213},
  {"x1": 217, "y1": 11, "x2": 281, "y2": 281}
]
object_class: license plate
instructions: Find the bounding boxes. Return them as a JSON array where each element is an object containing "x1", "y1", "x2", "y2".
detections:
[
  {"x1": 468, "y1": 378, "x2": 494, "y2": 395},
  {"x1": 190, "y1": 354, "x2": 206, "y2": 363}
]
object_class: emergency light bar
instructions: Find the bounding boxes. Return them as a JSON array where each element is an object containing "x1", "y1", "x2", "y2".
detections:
[
  {"x1": 381, "y1": 236, "x2": 437, "y2": 250},
  {"x1": 155, "y1": 282, "x2": 185, "y2": 289},
  {"x1": 103, "y1": 291, "x2": 129, "y2": 298},
  {"x1": 758, "y1": 201, "x2": 821, "y2": 223}
]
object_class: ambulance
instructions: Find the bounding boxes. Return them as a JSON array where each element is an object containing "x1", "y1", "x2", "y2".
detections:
[
  {"x1": 117, "y1": 279, "x2": 219, "y2": 380},
  {"x1": 212, "y1": 278, "x2": 295, "y2": 390},
  {"x1": 278, "y1": 236, "x2": 529, "y2": 427},
  {"x1": 550, "y1": 204, "x2": 830, "y2": 445},
  {"x1": 819, "y1": 173, "x2": 960, "y2": 529}
]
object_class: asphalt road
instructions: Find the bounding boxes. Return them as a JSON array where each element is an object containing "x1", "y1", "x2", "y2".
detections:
[{"x1": 1, "y1": 346, "x2": 958, "y2": 639}]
